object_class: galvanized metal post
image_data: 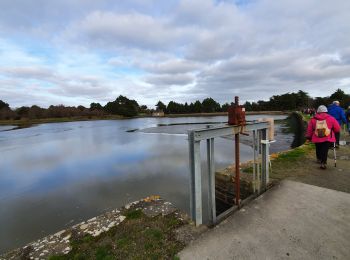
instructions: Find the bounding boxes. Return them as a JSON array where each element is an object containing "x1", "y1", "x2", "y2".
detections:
[
  {"x1": 189, "y1": 131, "x2": 203, "y2": 225},
  {"x1": 193, "y1": 140, "x2": 202, "y2": 225},
  {"x1": 188, "y1": 131, "x2": 196, "y2": 221},
  {"x1": 257, "y1": 129, "x2": 262, "y2": 193},
  {"x1": 261, "y1": 129, "x2": 269, "y2": 191},
  {"x1": 206, "y1": 135, "x2": 216, "y2": 224},
  {"x1": 206, "y1": 125, "x2": 216, "y2": 224}
]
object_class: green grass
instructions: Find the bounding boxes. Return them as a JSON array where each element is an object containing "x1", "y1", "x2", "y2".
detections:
[
  {"x1": 48, "y1": 211, "x2": 185, "y2": 260},
  {"x1": 145, "y1": 228, "x2": 164, "y2": 240},
  {"x1": 275, "y1": 144, "x2": 314, "y2": 162},
  {"x1": 95, "y1": 245, "x2": 114, "y2": 260},
  {"x1": 116, "y1": 235, "x2": 133, "y2": 250},
  {"x1": 125, "y1": 209, "x2": 143, "y2": 220}
]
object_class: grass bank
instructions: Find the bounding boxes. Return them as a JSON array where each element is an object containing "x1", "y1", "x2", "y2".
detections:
[
  {"x1": 269, "y1": 130, "x2": 350, "y2": 193},
  {"x1": 2, "y1": 197, "x2": 206, "y2": 260},
  {"x1": 0, "y1": 115, "x2": 124, "y2": 127},
  {"x1": 49, "y1": 209, "x2": 184, "y2": 260}
]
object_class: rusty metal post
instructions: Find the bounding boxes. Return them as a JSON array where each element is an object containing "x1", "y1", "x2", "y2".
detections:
[
  {"x1": 252, "y1": 129, "x2": 257, "y2": 193},
  {"x1": 234, "y1": 96, "x2": 240, "y2": 206}
]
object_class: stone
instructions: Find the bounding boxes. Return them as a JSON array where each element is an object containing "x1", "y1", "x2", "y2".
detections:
[
  {"x1": 63, "y1": 234, "x2": 71, "y2": 241},
  {"x1": 80, "y1": 224, "x2": 88, "y2": 230},
  {"x1": 118, "y1": 216, "x2": 126, "y2": 222},
  {"x1": 54, "y1": 230, "x2": 65, "y2": 237},
  {"x1": 108, "y1": 221, "x2": 116, "y2": 228}
]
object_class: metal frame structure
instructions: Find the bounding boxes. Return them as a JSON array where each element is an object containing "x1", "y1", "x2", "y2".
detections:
[{"x1": 188, "y1": 121, "x2": 270, "y2": 226}]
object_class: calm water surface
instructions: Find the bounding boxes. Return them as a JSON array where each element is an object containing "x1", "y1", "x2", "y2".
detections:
[{"x1": 0, "y1": 115, "x2": 289, "y2": 252}]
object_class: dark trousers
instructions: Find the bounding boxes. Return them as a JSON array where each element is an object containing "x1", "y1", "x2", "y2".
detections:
[
  {"x1": 316, "y1": 142, "x2": 330, "y2": 164},
  {"x1": 334, "y1": 132, "x2": 340, "y2": 146}
]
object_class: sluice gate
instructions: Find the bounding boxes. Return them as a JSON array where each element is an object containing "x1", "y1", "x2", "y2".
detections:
[{"x1": 188, "y1": 97, "x2": 273, "y2": 226}]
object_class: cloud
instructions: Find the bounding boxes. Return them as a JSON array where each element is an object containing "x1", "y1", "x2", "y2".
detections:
[
  {"x1": 0, "y1": 0, "x2": 350, "y2": 108},
  {"x1": 2, "y1": 66, "x2": 55, "y2": 80},
  {"x1": 138, "y1": 59, "x2": 202, "y2": 74},
  {"x1": 64, "y1": 11, "x2": 192, "y2": 51},
  {"x1": 144, "y1": 73, "x2": 195, "y2": 86}
]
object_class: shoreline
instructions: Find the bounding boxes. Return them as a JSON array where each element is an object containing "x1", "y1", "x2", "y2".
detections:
[
  {"x1": 0, "y1": 196, "x2": 202, "y2": 260},
  {"x1": 0, "y1": 111, "x2": 289, "y2": 127}
]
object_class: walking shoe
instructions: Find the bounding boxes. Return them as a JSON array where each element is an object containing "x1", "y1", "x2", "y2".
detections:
[{"x1": 320, "y1": 164, "x2": 327, "y2": 169}]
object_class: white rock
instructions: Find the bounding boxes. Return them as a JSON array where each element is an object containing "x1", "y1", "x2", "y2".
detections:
[
  {"x1": 108, "y1": 221, "x2": 116, "y2": 228},
  {"x1": 92, "y1": 230, "x2": 102, "y2": 237},
  {"x1": 118, "y1": 216, "x2": 126, "y2": 222},
  {"x1": 63, "y1": 234, "x2": 71, "y2": 241},
  {"x1": 80, "y1": 224, "x2": 89, "y2": 230},
  {"x1": 88, "y1": 217, "x2": 96, "y2": 222},
  {"x1": 54, "y1": 230, "x2": 65, "y2": 237},
  {"x1": 102, "y1": 227, "x2": 109, "y2": 232}
]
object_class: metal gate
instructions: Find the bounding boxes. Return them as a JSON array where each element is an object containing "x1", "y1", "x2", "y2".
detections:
[{"x1": 188, "y1": 121, "x2": 271, "y2": 226}]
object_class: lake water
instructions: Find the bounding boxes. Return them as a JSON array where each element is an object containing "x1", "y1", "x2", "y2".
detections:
[{"x1": 0, "y1": 115, "x2": 289, "y2": 253}]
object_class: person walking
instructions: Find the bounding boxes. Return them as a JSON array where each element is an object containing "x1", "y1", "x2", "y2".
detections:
[
  {"x1": 346, "y1": 106, "x2": 350, "y2": 136},
  {"x1": 328, "y1": 101, "x2": 346, "y2": 147},
  {"x1": 306, "y1": 105, "x2": 340, "y2": 169}
]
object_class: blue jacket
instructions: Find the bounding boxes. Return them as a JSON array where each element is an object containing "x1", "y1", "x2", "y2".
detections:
[{"x1": 328, "y1": 104, "x2": 347, "y2": 125}]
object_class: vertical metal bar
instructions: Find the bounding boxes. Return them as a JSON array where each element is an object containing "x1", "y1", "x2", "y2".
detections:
[
  {"x1": 257, "y1": 130, "x2": 261, "y2": 194},
  {"x1": 210, "y1": 138, "x2": 216, "y2": 224},
  {"x1": 252, "y1": 130, "x2": 256, "y2": 193},
  {"x1": 234, "y1": 97, "x2": 241, "y2": 207},
  {"x1": 188, "y1": 131, "x2": 196, "y2": 221},
  {"x1": 206, "y1": 136, "x2": 216, "y2": 224},
  {"x1": 206, "y1": 136, "x2": 211, "y2": 224},
  {"x1": 194, "y1": 140, "x2": 202, "y2": 226},
  {"x1": 206, "y1": 125, "x2": 212, "y2": 224},
  {"x1": 261, "y1": 128, "x2": 269, "y2": 191},
  {"x1": 235, "y1": 133, "x2": 240, "y2": 206},
  {"x1": 265, "y1": 129, "x2": 270, "y2": 185}
]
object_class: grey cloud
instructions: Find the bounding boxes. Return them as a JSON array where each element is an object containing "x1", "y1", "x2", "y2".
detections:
[
  {"x1": 66, "y1": 11, "x2": 192, "y2": 51},
  {"x1": 2, "y1": 66, "x2": 55, "y2": 80},
  {"x1": 139, "y1": 59, "x2": 202, "y2": 74},
  {"x1": 144, "y1": 73, "x2": 195, "y2": 86}
]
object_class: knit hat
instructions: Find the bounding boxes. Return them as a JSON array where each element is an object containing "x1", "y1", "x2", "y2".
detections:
[{"x1": 317, "y1": 105, "x2": 328, "y2": 113}]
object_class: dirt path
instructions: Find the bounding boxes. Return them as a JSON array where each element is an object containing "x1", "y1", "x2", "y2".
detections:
[{"x1": 271, "y1": 130, "x2": 350, "y2": 194}]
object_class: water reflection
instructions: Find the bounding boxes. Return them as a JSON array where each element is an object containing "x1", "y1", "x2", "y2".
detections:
[{"x1": 0, "y1": 115, "x2": 289, "y2": 252}]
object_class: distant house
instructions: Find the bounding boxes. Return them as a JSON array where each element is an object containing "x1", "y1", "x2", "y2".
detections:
[{"x1": 152, "y1": 110, "x2": 165, "y2": 117}]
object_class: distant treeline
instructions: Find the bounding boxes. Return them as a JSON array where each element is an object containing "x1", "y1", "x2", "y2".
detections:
[
  {"x1": 0, "y1": 89, "x2": 349, "y2": 120},
  {"x1": 155, "y1": 89, "x2": 350, "y2": 113}
]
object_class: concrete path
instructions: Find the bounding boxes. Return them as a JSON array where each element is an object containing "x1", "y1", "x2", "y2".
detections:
[{"x1": 179, "y1": 180, "x2": 350, "y2": 260}]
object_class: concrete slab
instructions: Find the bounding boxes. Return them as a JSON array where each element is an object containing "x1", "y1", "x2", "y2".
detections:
[{"x1": 179, "y1": 180, "x2": 350, "y2": 260}]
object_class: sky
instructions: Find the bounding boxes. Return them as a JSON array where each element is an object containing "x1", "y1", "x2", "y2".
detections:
[{"x1": 0, "y1": 0, "x2": 349, "y2": 108}]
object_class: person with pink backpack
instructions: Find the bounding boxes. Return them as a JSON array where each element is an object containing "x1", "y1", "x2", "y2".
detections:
[{"x1": 306, "y1": 105, "x2": 340, "y2": 169}]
